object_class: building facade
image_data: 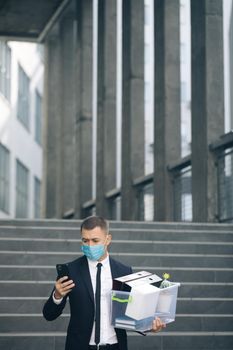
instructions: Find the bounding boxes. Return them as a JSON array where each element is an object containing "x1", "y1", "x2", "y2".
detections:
[
  {"x1": 1, "y1": 0, "x2": 232, "y2": 223},
  {"x1": 41, "y1": 0, "x2": 233, "y2": 223},
  {"x1": 0, "y1": 41, "x2": 44, "y2": 219}
]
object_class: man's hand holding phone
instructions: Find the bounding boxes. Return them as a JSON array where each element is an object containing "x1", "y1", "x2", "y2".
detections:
[
  {"x1": 54, "y1": 276, "x2": 75, "y2": 299},
  {"x1": 54, "y1": 264, "x2": 75, "y2": 299}
]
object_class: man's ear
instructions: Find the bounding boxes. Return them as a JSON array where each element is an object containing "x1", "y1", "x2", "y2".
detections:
[{"x1": 106, "y1": 233, "x2": 112, "y2": 246}]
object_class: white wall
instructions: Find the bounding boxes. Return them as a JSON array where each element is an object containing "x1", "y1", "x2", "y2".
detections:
[{"x1": 0, "y1": 42, "x2": 44, "y2": 219}]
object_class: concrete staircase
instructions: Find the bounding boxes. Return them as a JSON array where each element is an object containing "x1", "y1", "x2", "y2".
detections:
[{"x1": 0, "y1": 219, "x2": 232, "y2": 350}]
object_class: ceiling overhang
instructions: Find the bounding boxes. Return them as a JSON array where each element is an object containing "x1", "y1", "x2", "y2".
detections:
[{"x1": 0, "y1": 0, "x2": 70, "y2": 42}]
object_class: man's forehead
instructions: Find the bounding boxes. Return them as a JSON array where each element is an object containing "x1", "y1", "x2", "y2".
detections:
[{"x1": 81, "y1": 227, "x2": 107, "y2": 237}]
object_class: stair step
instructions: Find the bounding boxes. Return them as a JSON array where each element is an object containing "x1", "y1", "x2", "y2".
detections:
[
  {"x1": 1, "y1": 219, "x2": 232, "y2": 231},
  {"x1": 0, "y1": 332, "x2": 232, "y2": 350},
  {"x1": 0, "y1": 298, "x2": 68, "y2": 313},
  {"x1": 128, "y1": 332, "x2": 233, "y2": 350},
  {"x1": 1, "y1": 265, "x2": 232, "y2": 282},
  {"x1": 0, "y1": 251, "x2": 232, "y2": 268},
  {"x1": 177, "y1": 298, "x2": 233, "y2": 314},
  {"x1": 0, "y1": 281, "x2": 232, "y2": 298},
  {"x1": 0, "y1": 227, "x2": 232, "y2": 242},
  {"x1": 0, "y1": 334, "x2": 65, "y2": 350},
  {"x1": 0, "y1": 314, "x2": 233, "y2": 332},
  {"x1": 0, "y1": 219, "x2": 232, "y2": 350},
  {"x1": 0, "y1": 315, "x2": 68, "y2": 332},
  {"x1": 0, "y1": 238, "x2": 232, "y2": 255},
  {"x1": 0, "y1": 297, "x2": 232, "y2": 315}
]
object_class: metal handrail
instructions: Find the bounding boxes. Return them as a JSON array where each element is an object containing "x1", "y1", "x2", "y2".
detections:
[
  {"x1": 209, "y1": 131, "x2": 233, "y2": 152},
  {"x1": 167, "y1": 154, "x2": 191, "y2": 173},
  {"x1": 133, "y1": 173, "x2": 153, "y2": 187},
  {"x1": 209, "y1": 131, "x2": 233, "y2": 223},
  {"x1": 105, "y1": 188, "x2": 121, "y2": 200},
  {"x1": 61, "y1": 133, "x2": 233, "y2": 222},
  {"x1": 82, "y1": 199, "x2": 96, "y2": 210}
]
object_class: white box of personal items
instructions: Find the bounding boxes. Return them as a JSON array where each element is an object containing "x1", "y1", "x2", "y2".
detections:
[
  {"x1": 112, "y1": 271, "x2": 157, "y2": 292},
  {"x1": 155, "y1": 282, "x2": 180, "y2": 324},
  {"x1": 111, "y1": 271, "x2": 180, "y2": 331}
]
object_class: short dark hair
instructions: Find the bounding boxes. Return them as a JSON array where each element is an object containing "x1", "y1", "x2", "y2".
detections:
[{"x1": 80, "y1": 216, "x2": 109, "y2": 234}]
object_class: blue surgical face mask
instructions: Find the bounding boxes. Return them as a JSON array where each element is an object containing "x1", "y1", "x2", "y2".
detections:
[
  {"x1": 81, "y1": 235, "x2": 108, "y2": 261},
  {"x1": 81, "y1": 244, "x2": 105, "y2": 261}
]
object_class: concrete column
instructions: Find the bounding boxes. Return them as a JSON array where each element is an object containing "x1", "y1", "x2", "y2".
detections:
[
  {"x1": 59, "y1": 13, "x2": 77, "y2": 217},
  {"x1": 230, "y1": 6, "x2": 233, "y2": 130},
  {"x1": 43, "y1": 12, "x2": 77, "y2": 219},
  {"x1": 42, "y1": 29, "x2": 63, "y2": 218},
  {"x1": 191, "y1": 0, "x2": 224, "y2": 222},
  {"x1": 74, "y1": 0, "x2": 93, "y2": 218},
  {"x1": 230, "y1": 8, "x2": 233, "y2": 222},
  {"x1": 96, "y1": 0, "x2": 117, "y2": 217},
  {"x1": 121, "y1": 0, "x2": 144, "y2": 220},
  {"x1": 153, "y1": 0, "x2": 181, "y2": 221}
]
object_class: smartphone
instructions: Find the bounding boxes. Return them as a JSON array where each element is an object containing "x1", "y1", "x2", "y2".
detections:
[{"x1": 56, "y1": 263, "x2": 70, "y2": 279}]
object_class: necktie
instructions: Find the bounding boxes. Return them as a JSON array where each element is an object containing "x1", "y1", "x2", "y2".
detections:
[{"x1": 95, "y1": 262, "x2": 102, "y2": 345}]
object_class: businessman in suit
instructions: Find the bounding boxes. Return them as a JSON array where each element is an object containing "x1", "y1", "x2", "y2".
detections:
[{"x1": 43, "y1": 216, "x2": 165, "y2": 350}]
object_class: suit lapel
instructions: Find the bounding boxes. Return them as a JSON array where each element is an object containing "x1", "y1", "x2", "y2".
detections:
[
  {"x1": 78, "y1": 256, "x2": 126, "y2": 303},
  {"x1": 109, "y1": 256, "x2": 120, "y2": 279},
  {"x1": 79, "y1": 256, "x2": 95, "y2": 303}
]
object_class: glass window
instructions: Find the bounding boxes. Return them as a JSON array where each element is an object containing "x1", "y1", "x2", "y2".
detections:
[
  {"x1": 34, "y1": 176, "x2": 41, "y2": 218},
  {"x1": 145, "y1": 81, "x2": 151, "y2": 103},
  {"x1": 36, "y1": 44, "x2": 44, "y2": 61},
  {"x1": 0, "y1": 143, "x2": 10, "y2": 213},
  {"x1": 180, "y1": 43, "x2": 186, "y2": 64},
  {"x1": 0, "y1": 41, "x2": 11, "y2": 101},
  {"x1": 15, "y1": 160, "x2": 29, "y2": 218},
  {"x1": 144, "y1": 43, "x2": 150, "y2": 64},
  {"x1": 35, "y1": 90, "x2": 42, "y2": 145},
  {"x1": 145, "y1": 4, "x2": 150, "y2": 26},
  {"x1": 17, "y1": 65, "x2": 30, "y2": 129},
  {"x1": 181, "y1": 81, "x2": 187, "y2": 102}
]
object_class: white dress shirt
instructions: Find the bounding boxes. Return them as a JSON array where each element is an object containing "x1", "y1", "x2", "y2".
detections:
[
  {"x1": 88, "y1": 255, "x2": 118, "y2": 345},
  {"x1": 53, "y1": 255, "x2": 118, "y2": 345}
]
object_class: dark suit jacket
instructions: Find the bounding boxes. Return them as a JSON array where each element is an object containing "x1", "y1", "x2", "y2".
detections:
[{"x1": 43, "y1": 256, "x2": 132, "y2": 350}]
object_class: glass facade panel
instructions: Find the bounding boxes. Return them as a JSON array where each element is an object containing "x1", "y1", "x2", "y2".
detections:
[
  {"x1": 17, "y1": 65, "x2": 30, "y2": 129},
  {"x1": 16, "y1": 160, "x2": 29, "y2": 218},
  {"x1": 35, "y1": 90, "x2": 42, "y2": 145},
  {"x1": 138, "y1": 182, "x2": 154, "y2": 221},
  {"x1": 0, "y1": 41, "x2": 11, "y2": 101},
  {"x1": 218, "y1": 148, "x2": 233, "y2": 222},
  {"x1": 144, "y1": 0, "x2": 154, "y2": 175},
  {"x1": 173, "y1": 166, "x2": 192, "y2": 221},
  {"x1": 34, "y1": 176, "x2": 41, "y2": 218},
  {"x1": 0, "y1": 143, "x2": 10, "y2": 213}
]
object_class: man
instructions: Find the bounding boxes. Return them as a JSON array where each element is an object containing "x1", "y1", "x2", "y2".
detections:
[{"x1": 43, "y1": 216, "x2": 165, "y2": 350}]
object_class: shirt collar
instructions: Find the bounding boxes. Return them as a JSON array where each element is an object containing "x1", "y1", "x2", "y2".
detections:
[{"x1": 87, "y1": 253, "x2": 109, "y2": 268}]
